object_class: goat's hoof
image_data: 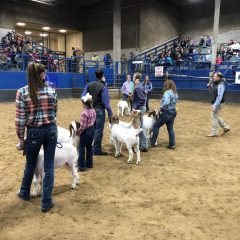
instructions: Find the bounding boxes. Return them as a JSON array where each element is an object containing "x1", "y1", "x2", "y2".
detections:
[
  {"x1": 31, "y1": 192, "x2": 39, "y2": 198},
  {"x1": 136, "y1": 162, "x2": 141, "y2": 165}
]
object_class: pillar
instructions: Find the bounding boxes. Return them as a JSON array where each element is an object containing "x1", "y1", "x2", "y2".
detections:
[
  {"x1": 0, "y1": 0, "x2": 15, "y2": 38},
  {"x1": 113, "y1": 0, "x2": 121, "y2": 63},
  {"x1": 210, "y1": 0, "x2": 221, "y2": 75}
]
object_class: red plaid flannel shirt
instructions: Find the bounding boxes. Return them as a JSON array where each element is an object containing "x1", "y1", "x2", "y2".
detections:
[{"x1": 15, "y1": 85, "x2": 58, "y2": 139}]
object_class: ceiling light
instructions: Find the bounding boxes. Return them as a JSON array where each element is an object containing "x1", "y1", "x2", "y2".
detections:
[
  {"x1": 17, "y1": 22, "x2": 26, "y2": 26},
  {"x1": 31, "y1": 0, "x2": 52, "y2": 5},
  {"x1": 59, "y1": 29, "x2": 67, "y2": 33},
  {"x1": 25, "y1": 31, "x2": 32, "y2": 35},
  {"x1": 40, "y1": 33, "x2": 48, "y2": 37},
  {"x1": 42, "y1": 26, "x2": 50, "y2": 30}
]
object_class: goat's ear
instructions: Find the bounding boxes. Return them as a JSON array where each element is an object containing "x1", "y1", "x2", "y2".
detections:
[
  {"x1": 148, "y1": 111, "x2": 153, "y2": 117},
  {"x1": 69, "y1": 124, "x2": 73, "y2": 137},
  {"x1": 75, "y1": 121, "x2": 80, "y2": 130}
]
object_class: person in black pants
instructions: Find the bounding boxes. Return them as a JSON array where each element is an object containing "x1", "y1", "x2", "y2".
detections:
[
  {"x1": 81, "y1": 69, "x2": 113, "y2": 155},
  {"x1": 77, "y1": 93, "x2": 96, "y2": 171}
]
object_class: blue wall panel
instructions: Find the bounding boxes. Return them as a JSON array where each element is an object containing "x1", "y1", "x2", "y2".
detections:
[{"x1": 0, "y1": 72, "x2": 86, "y2": 90}]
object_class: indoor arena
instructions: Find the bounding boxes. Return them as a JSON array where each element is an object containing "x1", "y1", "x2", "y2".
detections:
[{"x1": 0, "y1": 0, "x2": 240, "y2": 240}]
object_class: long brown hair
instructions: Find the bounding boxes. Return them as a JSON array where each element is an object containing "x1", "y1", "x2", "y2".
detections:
[
  {"x1": 27, "y1": 62, "x2": 46, "y2": 105},
  {"x1": 163, "y1": 79, "x2": 177, "y2": 93}
]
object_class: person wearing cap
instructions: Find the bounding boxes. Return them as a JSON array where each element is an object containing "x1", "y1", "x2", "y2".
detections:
[
  {"x1": 77, "y1": 93, "x2": 96, "y2": 171},
  {"x1": 207, "y1": 72, "x2": 230, "y2": 137},
  {"x1": 81, "y1": 69, "x2": 113, "y2": 155}
]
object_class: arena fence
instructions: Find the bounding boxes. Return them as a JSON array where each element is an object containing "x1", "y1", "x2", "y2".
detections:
[{"x1": 0, "y1": 58, "x2": 240, "y2": 102}]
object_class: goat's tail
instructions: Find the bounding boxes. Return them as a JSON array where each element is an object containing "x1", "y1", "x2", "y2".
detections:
[{"x1": 135, "y1": 128, "x2": 143, "y2": 136}]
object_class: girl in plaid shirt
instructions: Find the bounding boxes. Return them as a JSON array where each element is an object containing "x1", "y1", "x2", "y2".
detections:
[
  {"x1": 16, "y1": 63, "x2": 58, "y2": 213},
  {"x1": 77, "y1": 93, "x2": 96, "y2": 171}
]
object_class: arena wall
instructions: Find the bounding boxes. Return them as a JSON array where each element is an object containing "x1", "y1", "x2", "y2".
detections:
[
  {"x1": 181, "y1": 0, "x2": 240, "y2": 42},
  {"x1": 139, "y1": 1, "x2": 180, "y2": 51},
  {"x1": 1, "y1": 71, "x2": 240, "y2": 103}
]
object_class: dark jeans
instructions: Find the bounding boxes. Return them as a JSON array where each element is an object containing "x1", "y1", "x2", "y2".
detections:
[
  {"x1": 19, "y1": 123, "x2": 57, "y2": 209},
  {"x1": 146, "y1": 93, "x2": 150, "y2": 112},
  {"x1": 93, "y1": 108, "x2": 105, "y2": 154},
  {"x1": 150, "y1": 109, "x2": 177, "y2": 147},
  {"x1": 78, "y1": 126, "x2": 94, "y2": 168}
]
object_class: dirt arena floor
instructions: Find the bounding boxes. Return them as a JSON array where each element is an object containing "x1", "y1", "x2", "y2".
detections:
[{"x1": 0, "y1": 98, "x2": 239, "y2": 240}]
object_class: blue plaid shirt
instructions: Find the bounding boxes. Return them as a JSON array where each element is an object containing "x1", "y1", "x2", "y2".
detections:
[
  {"x1": 213, "y1": 83, "x2": 225, "y2": 108},
  {"x1": 161, "y1": 90, "x2": 178, "y2": 111}
]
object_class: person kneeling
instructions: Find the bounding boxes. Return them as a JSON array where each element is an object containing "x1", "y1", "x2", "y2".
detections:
[{"x1": 77, "y1": 93, "x2": 96, "y2": 171}]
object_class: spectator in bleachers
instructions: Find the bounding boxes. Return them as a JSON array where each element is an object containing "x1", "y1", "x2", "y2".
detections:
[
  {"x1": 0, "y1": 50, "x2": 10, "y2": 70},
  {"x1": 128, "y1": 52, "x2": 135, "y2": 74},
  {"x1": 199, "y1": 36, "x2": 205, "y2": 47},
  {"x1": 92, "y1": 52, "x2": 99, "y2": 62},
  {"x1": 206, "y1": 35, "x2": 212, "y2": 46},
  {"x1": 121, "y1": 53, "x2": 127, "y2": 74},
  {"x1": 206, "y1": 50, "x2": 212, "y2": 62},
  {"x1": 216, "y1": 54, "x2": 223, "y2": 65},
  {"x1": 103, "y1": 53, "x2": 112, "y2": 68},
  {"x1": 228, "y1": 39, "x2": 234, "y2": 46},
  {"x1": 165, "y1": 53, "x2": 173, "y2": 66},
  {"x1": 22, "y1": 40, "x2": 31, "y2": 70}
]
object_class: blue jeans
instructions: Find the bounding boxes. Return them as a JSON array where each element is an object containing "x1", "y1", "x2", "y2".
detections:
[
  {"x1": 78, "y1": 126, "x2": 94, "y2": 168},
  {"x1": 138, "y1": 106, "x2": 148, "y2": 149},
  {"x1": 19, "y1": 124, "x2": 57, "y2": 209},
  {"x1": 93, "y1": 108, "x2": 105, "y2": 154},
  {"x1": 150, "y1": 109, "x2": 177, "y2": 147}
]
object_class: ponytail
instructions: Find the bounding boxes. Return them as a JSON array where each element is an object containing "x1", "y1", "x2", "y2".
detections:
[{"x1": 27, "y1": 62, "x2": 46, "y2": 105}]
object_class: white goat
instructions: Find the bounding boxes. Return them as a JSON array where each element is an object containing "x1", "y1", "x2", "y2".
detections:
[
  {"x1": 142, "y1": 109, "x2": 160, "y2": 139},
  {"x1": 109, "y1": 110, "x2": 141, "y2": 145},
  {"x1": 110, "y1": 115, "x2": 143, "y2": 165},
  {"x1": 117, "y1": 100, "x2": 130, "y2": 117},
  {"x1": 32, "y1": 143, "x2": 80, "y2": 197},
  {"x1": 57, "y1": 121, "x2": 80, "y2": 150}
]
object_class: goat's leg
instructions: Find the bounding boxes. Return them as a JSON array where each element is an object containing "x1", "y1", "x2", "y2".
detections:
[
  {"x1": 119, "y1": 142, "x2": 123, "y2": 154},
  {"x1": 113, "y1": 139, "x2": 120, "y2": 158},
  {"x1": 117, "y1": 107, "x2": 120, "y2": 116},
  {"x1": 68, "y1": 158, "x2": 80, "y2": 189},
  {"x1": 121, "y1": 108, "x2": 124, "y2": 117},
  {"x1": 136, "y1": 146, "x2": 141, "y2": 165},
  {"x1": 127, "y1": 146, "x2": 134, "y2": 164},
  {"x1": 32, "y1": 171, "x2": 42, "y2": 197}
]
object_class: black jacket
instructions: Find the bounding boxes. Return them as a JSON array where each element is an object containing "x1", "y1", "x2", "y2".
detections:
[{"x1": 87, "y1": 80, "x2": 106, "y2": 109}]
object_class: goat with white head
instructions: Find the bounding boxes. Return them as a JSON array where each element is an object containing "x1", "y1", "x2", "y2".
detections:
[
  {"x1": 57, "y1": 121, "x2": 80, "y2": 150},
  {"x1": 32, "y1": 143, "x2": 80, "y2": 197},
  {"x1": 142, "y1": 109, "x2": 160, "y2": 139},
  {"x1": 117, "y1": 100, "x2": 130, "y2": 117},
  {"x1": 110, "y1": 115, "x2": 143, "y2": 165}
]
